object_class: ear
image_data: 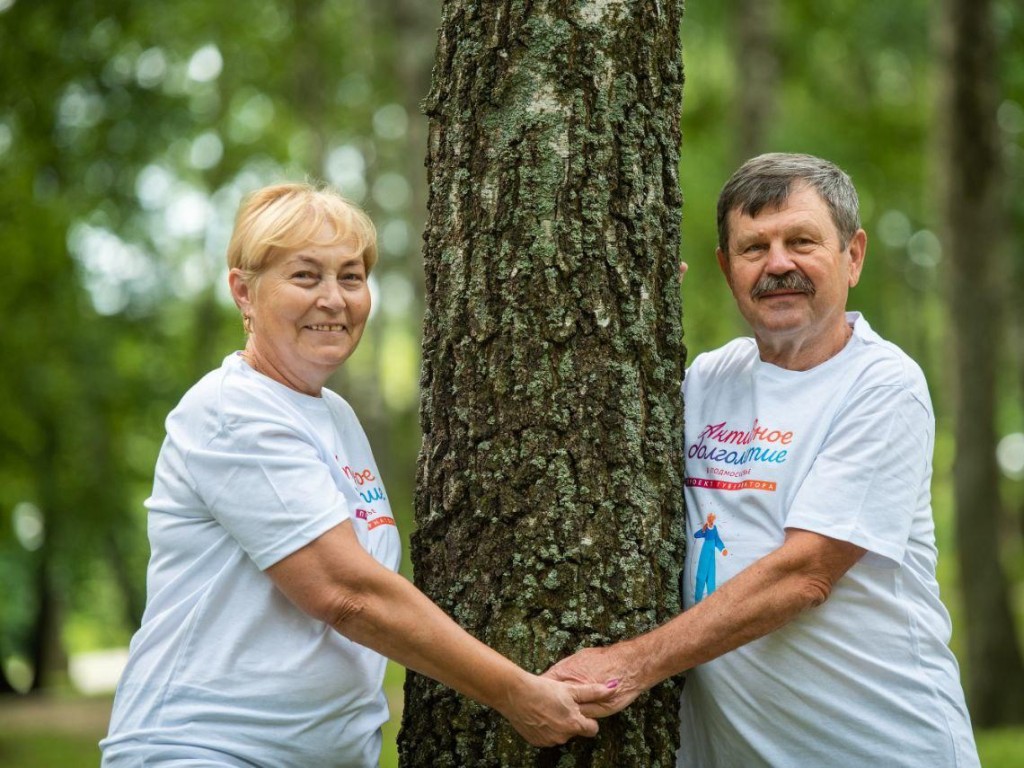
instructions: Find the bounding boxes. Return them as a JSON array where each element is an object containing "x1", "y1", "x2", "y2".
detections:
[
  {"x1": 846, "y1": 229, "x2": 867, "y2": 288},
  {"x1": 229, "y1": 268, "x2": 254, "y2": 314},
  {"x1": 716, "y1": 247, "x2": 732, "y2": 288}
]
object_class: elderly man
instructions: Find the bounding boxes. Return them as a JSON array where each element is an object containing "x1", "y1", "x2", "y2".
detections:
[{"x1": 548, "y1": 153, "x2": 980, "y2": 766}]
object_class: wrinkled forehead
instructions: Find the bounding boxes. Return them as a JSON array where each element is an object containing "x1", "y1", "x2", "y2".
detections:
[
  {"x1": 735, "y1": 181, "x2": 827, "y2": 219},
  {"x1": 726, "y1": 185, "x2": 837, "y2": 241},
  {"x1": 268, "y1": 231, "x2": 363, "y2": 265},
  {"x1": 260, "y1": 215, "x2": 372, "y2": 273}
]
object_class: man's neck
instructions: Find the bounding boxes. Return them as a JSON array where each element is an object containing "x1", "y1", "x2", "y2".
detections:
[{"x1": 756, "y1": 318, "x2": 854, "y2": 371}]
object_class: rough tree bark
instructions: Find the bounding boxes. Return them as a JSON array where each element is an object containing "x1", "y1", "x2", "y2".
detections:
[
  {"x1": 939, "y1": 0, "x2": 1024, "y2": 726},
  {"x1": 399, "y1": 1, "x2": 686, "y2": 765}
]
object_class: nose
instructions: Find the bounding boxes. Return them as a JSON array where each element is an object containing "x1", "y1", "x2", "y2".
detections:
[
  {"x1": 764, "y1": 241, "x2": 797, "y2": 274},
  {"x1": 316, "y1": 278, "x2": 347, "y2": 311}
]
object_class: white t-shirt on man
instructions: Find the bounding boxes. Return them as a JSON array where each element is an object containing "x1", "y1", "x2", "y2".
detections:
[
  {"x1": 677, "y1": 313, "x2": 979, "y2": 767},
  {"x1": 101, "y1": 352, "x2": 401, "y2": 768}
]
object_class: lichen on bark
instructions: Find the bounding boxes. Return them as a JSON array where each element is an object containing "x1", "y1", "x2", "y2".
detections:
[{"x1": 400, "y1": 1, "x2": 686, "y2": 765}]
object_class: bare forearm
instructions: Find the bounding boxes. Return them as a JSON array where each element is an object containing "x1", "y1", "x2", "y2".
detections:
[
  {"x1": 332, "y1": 569, "x2": 527, "y2": 713},
  {"x1": 269, "y1": 522, "x2": 609, "y2": 746},
  {"x1": 627, "y1": 550, "x2": 826, "y2": 689},
  {"x1": 543, "y1": 530, "x2": 864, "y2": 718}
]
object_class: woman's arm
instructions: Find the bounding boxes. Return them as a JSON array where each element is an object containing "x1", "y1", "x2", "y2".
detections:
[{"x1": 266, "y1": 520, "x2": 612, "y2": 747}]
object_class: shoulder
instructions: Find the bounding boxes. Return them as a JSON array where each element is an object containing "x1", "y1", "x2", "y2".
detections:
[
  {"x1": 168, "y1": 354, "x2": 311, "y2": 442},
  {"x1": 320, "y1": 387, "x2": 357, "y2": 421},
  {"x1": 846, "y1": 316, "x2": 931, "y2": 412},
  {"x1": 320, "y1": 387, "x2": 371, "y2": 442},
  {"x1": 685, "y1": 337, "x2": 758, "y2": 389}
]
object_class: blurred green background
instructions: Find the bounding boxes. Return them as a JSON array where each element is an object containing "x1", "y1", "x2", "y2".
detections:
[{"x1": 1, "y1": 0, "x2": 1022, "y2": 765}]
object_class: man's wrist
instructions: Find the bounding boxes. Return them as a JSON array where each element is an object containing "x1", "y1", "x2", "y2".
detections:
[{"x1": 630, "y1": 621, "x2": 682, "y2": 691}]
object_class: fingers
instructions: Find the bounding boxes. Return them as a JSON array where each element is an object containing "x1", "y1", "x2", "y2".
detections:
[
  {"x1": 579, "y1": 701, "x2": 614, "y2": 719},
  {"x1": 545, "y1": 668, "x2": 588, "y2": 684},
  {"x1": 525, "y1": 714, "x2": 598, "y2": 748},
  {"x1": 571, "y1": 680, "x2": 619, "y2": 705},
  {"x1": 510, "y1": 675, "x2": 609, "y2": 746},
  {"x1": 542, "y1": 656, "x2": 590, "y2": 684},
  {"x1": 576, "y1": 714, "x2": 600, "y2": 739},
  {"x1": 679, "y1": 261, "x2": 688, "y2": 278}
]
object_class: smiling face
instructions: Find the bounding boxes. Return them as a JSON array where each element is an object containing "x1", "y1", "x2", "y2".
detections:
[
  {"x1": 230, "y1": 230, "x2": 371, "y2": 395},
  {"x1": 717, "y1": 184, "x2": 866, "y2": 370}
]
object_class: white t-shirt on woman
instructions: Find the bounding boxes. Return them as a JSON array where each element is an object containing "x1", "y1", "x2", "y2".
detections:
[{"x1": 101, "y1": 352, "x2": 401, "y2": 768}]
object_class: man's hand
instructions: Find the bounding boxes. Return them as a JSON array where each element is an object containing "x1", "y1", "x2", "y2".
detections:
[
  {"x1": 543, "y1": 644, "x2": 644, "y2": 719},
  {"x1": 499, "y1": 674, "x2": 615, "y2": 747}
]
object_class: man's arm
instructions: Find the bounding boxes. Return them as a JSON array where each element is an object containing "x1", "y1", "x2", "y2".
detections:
[{"x1": 545, "y1": 528, "x2": 865, "y2": 717}]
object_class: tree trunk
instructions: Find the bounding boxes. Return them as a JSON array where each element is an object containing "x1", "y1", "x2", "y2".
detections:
[
  {"x1": 399, "y1": 1, "x2": 686, "y2": 765},
  {"x1": 0, "y1": 662, "x2": 16, "y2": 695},
  {"x1": 25, "y1": 421, "x2": 67, "y2": 692},
  {"x1": 939, "y1": 0, "x2": 1024, "y2": 727},
  {"x1": 730, "y1": 0, "x2": 778, "y2": 162}
]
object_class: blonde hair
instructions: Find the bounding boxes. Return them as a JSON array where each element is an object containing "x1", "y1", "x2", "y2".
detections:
[{"x1": 227, "y1": 182, "x2": 378, "y2": 284}]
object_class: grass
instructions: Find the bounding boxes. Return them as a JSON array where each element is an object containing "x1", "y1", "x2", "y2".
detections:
[
  {"x1": 977, "y1": 727, "x2": 1024, "y2": 767},
  {"x1": 0, "y1": 732, "x2": 102, "y2": 768},
  {"x1": 0, "y1": 687, "x2": 1021, "y2": 766}
]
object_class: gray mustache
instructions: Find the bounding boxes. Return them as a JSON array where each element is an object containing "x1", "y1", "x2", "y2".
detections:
[{"x1": 751, "y1": 271, "x2": 816, "y2": 299}]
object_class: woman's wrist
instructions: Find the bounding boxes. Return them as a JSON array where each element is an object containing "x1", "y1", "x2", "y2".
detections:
[{"x1": 490, "y1": 663, "x2": 535, "y2": 720}]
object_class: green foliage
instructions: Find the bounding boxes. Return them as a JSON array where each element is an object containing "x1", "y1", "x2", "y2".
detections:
[
  {"x1": 0, "y1": 0, "x2": 1018, "y2": 752},
  {"x1": 0, "y1": 0, "x2": 434, "y2": 684}
]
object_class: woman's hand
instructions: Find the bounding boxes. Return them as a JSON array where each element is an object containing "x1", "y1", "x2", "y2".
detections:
[
  {"x1": 498, "y1": 673, "x2": 616, "y2": 747},
  {"x1": 543, "y1": 644, "x2": 643, "y2": 719}
]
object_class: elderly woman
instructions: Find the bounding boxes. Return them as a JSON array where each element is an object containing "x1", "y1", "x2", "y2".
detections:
[{"x1": 100, "y1": 183, "x2": 610, "y2": 767}]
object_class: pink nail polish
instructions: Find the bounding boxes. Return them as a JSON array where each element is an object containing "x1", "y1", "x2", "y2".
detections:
[{"x1": 606, "y1": 679, "x2": 619, "y2": 689}]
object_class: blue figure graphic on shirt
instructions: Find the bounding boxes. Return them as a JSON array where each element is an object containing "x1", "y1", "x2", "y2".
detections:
[{"x1": 694, "y1": 512, "x2": 728, "y2": 603}]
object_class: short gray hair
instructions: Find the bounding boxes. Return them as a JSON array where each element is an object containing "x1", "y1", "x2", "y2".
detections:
[{"x1": 716, "y1": 153, "x2": 861, "y2": 253}]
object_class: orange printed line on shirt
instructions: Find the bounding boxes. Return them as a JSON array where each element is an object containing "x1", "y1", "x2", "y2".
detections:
[
  {"x1": 685, "y1": 477, "x2": 777, "y2": 492},
  {"x1": 367, "y1": 516, "x2": 396, "y2": 530}
]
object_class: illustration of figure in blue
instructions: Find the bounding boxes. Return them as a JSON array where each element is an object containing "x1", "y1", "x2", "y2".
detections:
[{"x1": 693, "y1": 512, "x2": 728, "y2": 603}]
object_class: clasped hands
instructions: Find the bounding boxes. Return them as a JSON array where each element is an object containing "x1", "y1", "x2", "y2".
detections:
[
  {"x1": 500, "y1": 641, "x2": 640, "y2": 747},
  {"x1": 543, "y1": 642, "x2": 641, "y2": 719}
]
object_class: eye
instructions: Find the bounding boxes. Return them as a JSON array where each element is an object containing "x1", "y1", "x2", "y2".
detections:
[
  {"x1": 340, "y1": 269, "x2": 366, "y2": 284},
  {"x1": 291, "y1": 271, "x2": 319, "y2": 284}
]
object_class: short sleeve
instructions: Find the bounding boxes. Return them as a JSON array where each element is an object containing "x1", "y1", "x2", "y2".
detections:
[
  {"x1": 185, "y1": 413, "x2": 350, "y2": 571},
  {"x1": 785, "y1": 385, "x2": 932, "y2": 568}
]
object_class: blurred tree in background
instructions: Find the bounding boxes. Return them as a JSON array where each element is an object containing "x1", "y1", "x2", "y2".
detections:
[
  {"x1": 938, "y1": 0, "x2": 1024, "y2": 725},
  {"x1": 0, "y1": 0, "x2": 437, "y2": 693},
  {"x1": 0, "y1": 0, "x2": 1021, "y2": 736}
]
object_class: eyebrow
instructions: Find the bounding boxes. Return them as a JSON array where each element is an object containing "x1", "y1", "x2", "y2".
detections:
[
  {"x1": 286, "y1": 253, "x2": 364, "y2": 268},
  {"x1": 733, "y1": 222, "x2": 826, "y2": 249}
]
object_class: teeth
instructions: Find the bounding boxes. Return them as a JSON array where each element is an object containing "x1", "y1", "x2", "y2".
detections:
[{"x1": 308, "y1": 324, "x2": 344, "y2": 331}]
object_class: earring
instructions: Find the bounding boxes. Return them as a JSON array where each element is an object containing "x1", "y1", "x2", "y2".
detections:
[{"x1": 242, "y1": 314, "x2": 253, "y2": 334}]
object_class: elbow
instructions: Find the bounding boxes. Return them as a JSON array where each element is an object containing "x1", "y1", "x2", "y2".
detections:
[
  {"x1": 795, "y1": 572, "x2": 834, "y2": 609},
  {"x1": 317, "y1": 588, "x2": 368, "y2": 631}
]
